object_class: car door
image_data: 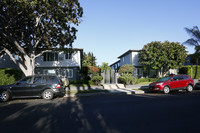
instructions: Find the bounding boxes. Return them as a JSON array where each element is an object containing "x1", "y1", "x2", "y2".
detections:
[
  {"x1": 30, "y1": 76, "x2": 47, "y2": 96},
  {"x1": 10, "y1": 76, "x2": 33, "y2": 97},
  {"x1": 169, "y1": 75, "x2": 179, "y2": 89}
]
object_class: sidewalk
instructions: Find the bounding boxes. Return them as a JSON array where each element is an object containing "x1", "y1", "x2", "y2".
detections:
[{"x1": 64, "y1": 84, "x2": 149, "y2": 97}]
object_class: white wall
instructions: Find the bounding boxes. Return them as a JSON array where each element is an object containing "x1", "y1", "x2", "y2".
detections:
[
  {"x1": 119, "y1": 51, "x2": 141, "y2": 67},
  {"x1": 35, "y1": 51, "x2": 81, "y2": 68}
]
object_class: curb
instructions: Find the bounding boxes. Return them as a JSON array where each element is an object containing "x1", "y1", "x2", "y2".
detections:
[{"x1": 64, "y1": 91, "x2": 127, "y2": 98}]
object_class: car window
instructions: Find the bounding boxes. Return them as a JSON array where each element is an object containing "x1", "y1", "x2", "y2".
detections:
[
  {"x1": 18, "y1": 77, "x2": 32, "y2": 84},
  {"x1": 157, "y1": 77, "x2": 171, "y2": 82},
  {"x1": 33, "y1": 77, "x2": 43, "y2": 84},
  {"x1": 183, "y1": 76, "x2": 189, "y2": 79},
  {"x1": 172, "y1": 76, "x2": 179, "y2": 81},
  {"x1": 46, "y1": 76, "x2": 59, "y2": 84}
]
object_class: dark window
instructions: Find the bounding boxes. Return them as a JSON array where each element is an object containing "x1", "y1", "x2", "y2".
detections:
[
  {"x1": 172, "y1": 76, "x2": 179, "y2": 81},
  {"x1": 65, "y1": 52, "x2": 73, "y2": 59},
  {"x1": 45, "y1": 76, "x2": 59, "y2": 84},
  {"x1": 43, "y1": 52, "x2": 58, "y2": 61},
  {"x1": 19, "y1": 77, "x2": 32, "y2": 84},
  {"x1": 183, "y1": 76, "x2": 189, "y2": 79},
  {"x1": 33, "y1": 77, "x2": 43, "y2": 84}
]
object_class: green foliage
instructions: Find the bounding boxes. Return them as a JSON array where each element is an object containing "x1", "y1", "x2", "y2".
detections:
[
  {"x1": 139, "y1": 41, "x2": 187, "y2": 76},
  {"x1": 0, "y1": 68, "x2": 23, "y2": 86},
  {"x1": 119, "y1": 74, "x2": 136, "y2": 85},
  {"x1": 118, "y1": 64, "x2": 134, "y2": 75},
  {"x1": 82, "y1": 52, "x2": 97, "y2": 67},
  {"x1": 0, "y1": 0, "x2": 83, "y2": 76},
  {"x1": 91, "y1": 76, "x2": 103, "y2": 85},
  {"x1": 135, "y1": 78, "x2": 158, "y2": 84},
  {"x1": 179, "y1": 65, "x2": 200, "y2": 79},
  {"x1": 69, "y1": 80, "x2": 95, "y2": 86},
  {"x1": 100, "y1": 62, "x2": 111, "y2": 73}
]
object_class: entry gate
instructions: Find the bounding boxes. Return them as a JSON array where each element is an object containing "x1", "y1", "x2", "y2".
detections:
[{"x1": 101, "y1": 70, "x2": 119, "y2": 84}]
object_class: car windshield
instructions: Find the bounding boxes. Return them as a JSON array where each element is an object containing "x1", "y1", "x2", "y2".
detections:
[{"x1": 157, "y1": 77, "x2": 171, "y2": 82}]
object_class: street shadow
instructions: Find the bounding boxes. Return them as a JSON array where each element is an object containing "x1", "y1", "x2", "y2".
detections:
[{"x1": 1, "y1": 89, "x2": 200, "y2": 133}]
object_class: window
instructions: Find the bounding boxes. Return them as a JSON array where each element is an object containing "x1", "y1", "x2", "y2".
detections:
[
  {"x1": 66, "y1": 69, "x2": 73, "y2": 78},
  {"x1": 18, "y1": 77, "x2": 32, "y2": 84},
  {"x1": 33, "y1": 77, "x2": 43, "y2": 84},
  {"x1": 43, "y1": 52, "x2": 58, "y2": 61},
  {"x1": 65, "y1": 52, "x2": 73, "y2": 60}
]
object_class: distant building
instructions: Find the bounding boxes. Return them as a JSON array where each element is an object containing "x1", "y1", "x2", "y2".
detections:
[{"x1": 110, "y1": 49, "x2": 178, "y2": 78}]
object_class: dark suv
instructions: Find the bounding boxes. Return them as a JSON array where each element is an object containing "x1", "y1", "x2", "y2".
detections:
[
  {"x1": 149, "y1": 75, "x2": 194, "y2": 94},
  {"x1": 0, "y1": 75, "x2": 65, "y2": 102}
]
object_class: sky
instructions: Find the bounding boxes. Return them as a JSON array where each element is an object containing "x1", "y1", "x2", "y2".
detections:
[{"x1": 73, "y1": 0, "x2": 200, "y2": 66}]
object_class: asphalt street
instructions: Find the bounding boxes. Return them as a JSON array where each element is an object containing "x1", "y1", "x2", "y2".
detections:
[{"x1": 1, "y1": 90, "x2": 200, "y2": 133}]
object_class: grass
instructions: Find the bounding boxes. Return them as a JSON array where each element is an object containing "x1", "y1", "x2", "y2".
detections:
[
  {"x1": 135, "y1": 82, "x2": 152, "y2": 85},
  {"x1": 66, "y1": 89, "x2": 109, "y2": 95}
]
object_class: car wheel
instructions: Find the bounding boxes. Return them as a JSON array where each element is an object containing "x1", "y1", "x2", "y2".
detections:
[
  {"x1": 0, "y1": 91, "x2": 10, "y2": 102},
  {"x1": 163, "y1": 86, "x2": 170, "y2": 94},
  {"x1": 186, "y1": 84, "x2": 193, "y2": 92},
  {"x1": 42, "y1": 90, "x2": 53, "y2": 100}
]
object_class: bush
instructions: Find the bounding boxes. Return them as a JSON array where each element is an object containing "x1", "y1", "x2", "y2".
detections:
[
  {"x1": 179, "y1": 65, "x2": 200, "y2": 79},
  {"x1": 0, "y1": 68, "x2": 23, "y2": 86},
  {"x1": 69, "y1": 79, "x2": 95, "y2": 86},
  {"x1": 91, "y1": 76, "x2": 103, "y2": 85},
  {"x1": 119, "y1": 74, "x2": 136, "y2": 85},
  {"x1": 135, "y1": 78, "x2": 158, "y2": 84},
  {"x1": 118, "y1": 64, "x2": 134, "y2": 75}
]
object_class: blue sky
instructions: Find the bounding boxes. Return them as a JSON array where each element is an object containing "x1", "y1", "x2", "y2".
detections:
[{"x1": 73, "y1": 0, "x2": 200, "y2": 66}]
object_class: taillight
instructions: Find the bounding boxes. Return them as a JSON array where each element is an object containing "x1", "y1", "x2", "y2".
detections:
[{"x1": 56, "y1": 84, "x2": 61, "y2": 88}]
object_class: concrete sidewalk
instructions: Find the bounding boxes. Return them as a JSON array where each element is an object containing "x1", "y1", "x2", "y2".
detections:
[{"x1": 64, "y1": 84, "x2": 149, "y2": 97}]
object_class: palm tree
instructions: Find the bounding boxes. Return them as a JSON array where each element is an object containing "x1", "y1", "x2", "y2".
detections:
[{"x1": 184, "y1": 26, "x2": 200, "y2": 65}]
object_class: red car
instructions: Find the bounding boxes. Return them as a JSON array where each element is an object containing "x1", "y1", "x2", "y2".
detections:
[{"x1": 149, "y1": 75, "x2": 194, "y2": 94}]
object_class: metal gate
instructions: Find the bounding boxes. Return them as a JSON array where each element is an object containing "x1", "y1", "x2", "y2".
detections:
[{"x1": 101, "y1": 70, "x2": 119, "y2": 84}]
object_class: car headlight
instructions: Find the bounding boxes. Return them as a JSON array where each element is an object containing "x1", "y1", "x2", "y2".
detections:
[{"x1": 156, "y1": 83, "x2": 163, "y2": 86}]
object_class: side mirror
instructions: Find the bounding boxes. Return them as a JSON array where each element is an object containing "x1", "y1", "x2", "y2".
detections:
[{"x1": 171, "y1": 79, "x2": 174, "y2": 81}]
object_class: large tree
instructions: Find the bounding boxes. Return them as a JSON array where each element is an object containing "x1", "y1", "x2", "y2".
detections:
[
  {"x1": 139, "y1": 41, "x2": 187, "y2": 77},
  {"x1": 183, "y1": 26, "x2": 200, "y2": 65},
  {"x1": 82, "y1": 52, "x2": 97, "y2": 67},
  {"x1": 0, "y1": 0, "x2": 83, "y2": 76}
]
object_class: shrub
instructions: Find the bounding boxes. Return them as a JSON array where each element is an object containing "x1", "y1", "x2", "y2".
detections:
[
  {"x1": 0, "y1": 68, "x2": 23, "y2": 86},
  {"x1": 179, "y1": 65, "x2": 200, "y2": 79},
  {"x1": 118, "y1": 64, "x2": 134, "y2": 75},
  {"x1": 135, "y1": 78, "x2": 158, "y2": 84},
  {"x1": 119, "y1": 74, "x2": 135, "y2": 85},
  {"x1": 91, "y1": 76, "x2": 103, "y2": 85}
]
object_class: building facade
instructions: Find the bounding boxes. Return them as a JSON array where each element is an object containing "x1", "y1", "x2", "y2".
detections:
[
  {"x1": 110, "y1": 49, "x2": 178, "y2": 78},
  {"x1": 0, "y1": 48, "x2": 83, "y2": 81}
]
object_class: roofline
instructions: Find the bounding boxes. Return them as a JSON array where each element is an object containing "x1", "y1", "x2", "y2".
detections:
[
  {"x1": 118, "y1": 50, "x2": 141, "y2": 58},
  {"x1": 110, "y1": 60, "x2": 120, "y2": 66}
]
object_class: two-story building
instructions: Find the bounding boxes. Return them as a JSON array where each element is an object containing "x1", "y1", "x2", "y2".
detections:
[
  {"x1": 110, "y1": 49, "x2": 178, "y2": 78},
  {"x1": 110, "y1": 50, "x2": 144, "y2": 78},
  {"x1": 0, "y1": 48, "x2": 83, "y2": 81}
]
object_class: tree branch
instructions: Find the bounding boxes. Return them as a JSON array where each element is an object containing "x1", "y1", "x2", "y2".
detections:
[{"x1": 35, "y1": 49, "x2": 52, "y2": 59}]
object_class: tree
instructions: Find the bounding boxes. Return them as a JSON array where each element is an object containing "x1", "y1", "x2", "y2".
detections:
[
  {"x1": 118, "y1": 64, "x2": 134, "y2": 75},
  {"x1": 183, "y1": 26, "x2": 200, "y2": 65},
  {"x1": 82, "y1": 52, "x2": 97, "y2": 66},
  {"x1": 0, "y1": 0, "x2": 83, "y2": 76},
  {"x1": 139, "y1": 41, "x2": 187, "y2": 77},
  {"x1": 100, "y1": 62, "x2": 111, "y2": 73}
]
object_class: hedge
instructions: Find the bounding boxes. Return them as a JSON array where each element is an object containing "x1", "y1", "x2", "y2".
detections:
[
  {"x1": 179, "y1": 65, "x2": 200, "y2": 79},
  {"x1": 0, "y1": 68, "x2": 23, "y2": 86},
  {"x1": 135, "y1": 78, "x2": 158, "y2": 84}
]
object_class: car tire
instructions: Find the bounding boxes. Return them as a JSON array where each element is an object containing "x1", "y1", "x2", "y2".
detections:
[
  {"x1": 42, "y1": 90, "x2": 53, "y2": 100},
  {"x1": 0, "y1": 91, "x2": 10, "y2": 102},
  {"x1": 186, "y1": 84, "x2": 193, "y2": 92},
  {"x1": 163, "y1": 86, "x2": 170, "y2": 94}
]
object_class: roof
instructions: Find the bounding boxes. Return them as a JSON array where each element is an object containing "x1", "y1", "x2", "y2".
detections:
[
  {"x1": 118, "y1": 50, "x2": 141, "y2": 58},
  {"x1": 110, "y1": 60, "x2": 120, "y2": 66}
]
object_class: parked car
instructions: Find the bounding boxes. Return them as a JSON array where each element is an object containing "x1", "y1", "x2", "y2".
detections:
[
  {"x1": 149, "y1": 75, "x2": 194, "y2": 94},
  {"x1": 0, "y1": 75, "x2": 65, "y2": 102}
]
